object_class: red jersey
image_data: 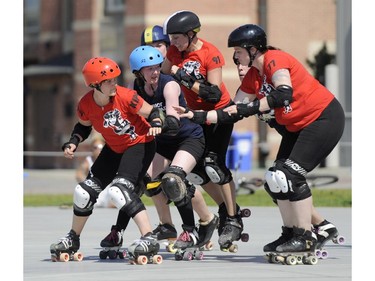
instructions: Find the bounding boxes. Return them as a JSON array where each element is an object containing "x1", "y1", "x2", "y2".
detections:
[
  {"x1": 166, "y1": 38, "x2": 231, "y2": 111},
  {"x1": 77, "y1": 85, "x2": 154, "y2": 153},
  {"x1": 240, "y1": 50, "x2": 334, "y2": 132}
]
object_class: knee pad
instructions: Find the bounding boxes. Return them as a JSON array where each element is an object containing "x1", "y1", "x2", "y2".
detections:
[
  {"x1": 186, "y1": 164, "x2": 210, "y2": 185},
  {"x1": 265, "y1": 159, "x2": 311, "y2": 202},
  {"x1": 263, "y1": 181, "x2": 287, "y2": 202},
  {"x1": 174, "y1": 180, "x2": 196, "y2": 207},
  {"x1": 161, "y1": 165, "x2": 187, "y2": 203},
  {"x1": 275, "y1": 159, "x2": 311, "y2": 201},
  {"x1": 108, "y1": 177, "x2": 145, "y2": 217},
  {"x1": 204, "y1": 151, "x2": 232, "y2": 185},
  {"x1": 73, "y1": 177, "x2": 102, "y2": 216}
]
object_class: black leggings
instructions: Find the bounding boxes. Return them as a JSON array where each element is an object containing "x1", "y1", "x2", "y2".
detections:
[{"x1": 276, "y1": 98, "x2": 345, "y2": 172}]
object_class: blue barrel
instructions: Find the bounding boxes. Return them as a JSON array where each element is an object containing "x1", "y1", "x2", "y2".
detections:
[{"x1": 226, "y1": 132, "x2": 253, "y2": 171}]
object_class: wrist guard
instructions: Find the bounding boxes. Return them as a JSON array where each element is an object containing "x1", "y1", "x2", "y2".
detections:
[
  {"x1": 173, "y1": 68, "x2": 196, "y2": 89},
  {"x1": 237, "y1": 99, "x2": 260, "y2": 117},
  {"x1": 192, "y1": 110, "x2": 208, "y2": 124},
  {"x1": 198, "y1": 81, "x2": 222, "y2": 104},
  {"x1": 61, "y1": 135, "x2": 80, "y2": 152}
]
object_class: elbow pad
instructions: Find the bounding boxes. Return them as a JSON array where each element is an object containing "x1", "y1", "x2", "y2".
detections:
[
  {"x1": 198, "y1": 81, "x2": 222, "y2": 104},
  {"x1": 148, "y1": 107, "x2": 165, "y2": 122},
  {"x1": 162, "y1": 115, "x2": 180, "y2": 136},
  {"x1": 266, "y1": 85, "x2": 293, "y2": 108},
  {"x1": 72, "y1": 122, "x2": 92, "y2": 141},
  {"x1": 216, "y1": 108, "x2": 244, "y2": 124},
  {"x1": 148, "y1": 107, "x2": 165, "y2": 128}
]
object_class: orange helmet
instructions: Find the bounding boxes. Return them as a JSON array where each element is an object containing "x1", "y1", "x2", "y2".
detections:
[{"x1": 82, "y1": 57, "x2": 121, "y2": 87}]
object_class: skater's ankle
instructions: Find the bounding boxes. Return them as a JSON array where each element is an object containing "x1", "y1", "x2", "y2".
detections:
[
  {"x1": 69, "y1": 229, "x2": 80, "y2": 238},
  {"x1": 199, "y1": 214, "x2": 214, "y2": 226}
]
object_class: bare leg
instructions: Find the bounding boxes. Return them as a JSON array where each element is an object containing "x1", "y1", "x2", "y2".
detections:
[
  {"x1": 191, "y1": 189, "x2": 214, "y2": 222},
  {"x1": 132, "y1": 210, "x2": 153, "y2": 236},
  {"x1": 71, "y1": 215, "x2": 90, "y2": 235},
  {"x1": 151, "y1": 192, "x2": 173, "y2": 225},
  {"x1": 201, "y1": 181, "x2": 224, "y2": 205}
]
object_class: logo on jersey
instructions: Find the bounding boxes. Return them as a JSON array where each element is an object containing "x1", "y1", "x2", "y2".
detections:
[
  {"x1": 182, "y1": 61, "x2": 204, "y2": 80},
  {"x1": 103, "y1": 109, "x2": 137, "y2": 140},
  {"x1": 260, "y1": 75, "x2": 292, "y2": 114}
]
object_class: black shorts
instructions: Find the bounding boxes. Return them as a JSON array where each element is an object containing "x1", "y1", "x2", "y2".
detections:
[{"x1": 156, "y1": 137, "x2": 205, "y2": 163}]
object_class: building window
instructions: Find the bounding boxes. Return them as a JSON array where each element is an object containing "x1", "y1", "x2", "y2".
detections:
[
  {"x1": 24, "y1": 0, "x2": 40, "y2": 34},
  {"x1": 105, "y1": 0, "x2": 125, "y2": 15}
]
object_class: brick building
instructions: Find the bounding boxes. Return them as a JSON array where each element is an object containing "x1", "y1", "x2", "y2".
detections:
[{"x1": 24, "y1": 0, "x2": 351, "y2": 169}]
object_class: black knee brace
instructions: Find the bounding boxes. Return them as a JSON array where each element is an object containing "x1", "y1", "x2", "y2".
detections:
[
  {"x1": 174, "y1": 181, "x2": 196, "y2": 207},
  {"x1": 108, "y1": 177, "x2": 146, "y2": 218},
  {"x1": 274, "y1": 159, "x2": 312, "y2": 202},
  {"x1": 161, "y1": 166, "x2": 187, "y2": 203},
  {"x1": 204, "y1": 151, "x2": 233, "y2": 185}
]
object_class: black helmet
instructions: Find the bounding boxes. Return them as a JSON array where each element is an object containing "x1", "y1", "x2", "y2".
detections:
[
  {"x1": 228, "y1": 24, "x2": 267, "y2": 51},
  {"x1": 163, "y1": 10, "x2": 201, "y2": 35},
  {"x1": 140, "y1": 25, "x2": 170, "y2": 46}
]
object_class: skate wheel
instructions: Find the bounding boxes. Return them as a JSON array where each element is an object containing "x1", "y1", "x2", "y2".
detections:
[
  {"x1": 73, "y1": 252, "x2": 83, "y2": 261},
  {"x1": 194, "y1": 251, "x2": 204, "y2": 260},
  {"x1": 99, "y1": 250, "x2": 108, "y2": 260},
  {"x1": 123, "y1": 250, "x2": 128, "y2": 258},
  {"x1": 183, "y1": 251, "x2": 193, "y2": 261},
  {"x1": 118, "y1": 251, "x2": 125, "y2": 259},
  {"x1": 333, "y1": 235, "x2": 345, "y2": 245},
  {"x1": 241, "y1": 233, "x2": 249, "y2": 242},
  {"x1": 303, "y1": 255, "x2": 318, "y2": 265},
  {"x1": 174, "y1": 251, "x2": 183, "y2": 261},
  {"x1": 137, "y1": 255, "x2": 148, "y2": 265},
  {"x1": 316, "y1": 249, "x2": 328, "y2": 259},
  {"x1": 229, "y1": 244, "x2": 238, "y2": 253},
  {"x1": 59, "y1": 253, "x2": 70, "y2": 262},
  {"x1": 152, "y1": 254, "x2": 163, "y2": 264},
  {"x1": 241, "y1": 208, "x2": 251, "y2": 217},
  {"x1": 286, "y1": 255, "x2": 297, "y2": 265},
  {"x1": 108, "y1": 250, "x2": 117, "y2": 259},
  {"x1": 296, "y1": 255, "x2": 303, "y2": 265},
  {"x1": 167, "y1": 244, "x2": 177, "y2": 253},
  {"x1": 274, "y1": 255, "x2": 285, "y2": 263}
]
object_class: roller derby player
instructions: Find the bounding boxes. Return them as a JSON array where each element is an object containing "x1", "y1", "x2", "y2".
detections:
[
  {"x1": 174, "y1": 23, "x2": 345, "y2": 265},
  {"x1": 50, "y1": 56, "x2": 164, "y2": 262}
]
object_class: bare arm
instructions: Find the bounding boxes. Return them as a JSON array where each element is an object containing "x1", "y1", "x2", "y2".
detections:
[{"x1": 163, "y1": 80, "x2": 182, "y2": 118}]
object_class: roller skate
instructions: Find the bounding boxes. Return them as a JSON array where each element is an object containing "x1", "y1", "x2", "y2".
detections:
[
  {"x1": 313, "y1": 220, "x2": 345, "y2": 259},
  {"x1": 265, "y1": 226, "x2": 318, "y2": 265},
  {"x1": 99, "y1": 225, "x2": 126, "y2": 260},
  {"x1": 174, "y1": 224, "x2": 204, "y2": 261},
  {"x1": 197, "y1": 214, "x2": 219, "y2": 251},
  {"x1": 127, "y1": 233, "x2": 162, "y2": 265},
  {"x1": 217, "y1": 203, "x2": 251, "y2": 236},
  {"x1": 152, "y1": 222, "x2": 178, "y2": 253},
  {"x1": 263, "y1": 226, "x2": 293, "y2": 252},
  {"x1": 218, "y1": 212, "x2": 249, "y2": 253},
  {"x1": 50, "y1": 229, "x2": 83, "y2": 262}
]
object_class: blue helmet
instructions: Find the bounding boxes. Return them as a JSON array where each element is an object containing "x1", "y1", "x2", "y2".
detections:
[
  {"x1": 140, "y1": 25, "x2": 170, "y2": 46},
  {"x1": 129, "y1": 45, "x2": 164, "y2": 73}
]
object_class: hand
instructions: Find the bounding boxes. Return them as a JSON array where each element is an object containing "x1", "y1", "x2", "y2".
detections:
[
  {"x1": 62, "y1": 144, "x2": 76, "y2": 159},
  {"x1": 148, "y1": 118, "x2": 163, "y2": 136},
  {"x1": 147, "y1": 126, "x2": 162, "y2": 136},
  {"x1": 173, "y1": 106, "x2": 194, "y2": 119},
  {"x1": 223, "y1": 105, "x2": 238, "y2": 116}
]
